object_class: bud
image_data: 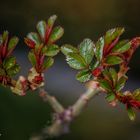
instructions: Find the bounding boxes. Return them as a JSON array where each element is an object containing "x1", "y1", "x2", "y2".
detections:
[
  {"x1": 92, "y1": 67, "x2": 102, "y2": 77},
  {"x1": 28, "y1": 67, "x2": 44, "y2": 90},
  {"x1": 11, "y1": 76, "x2": 27, "y2": 96}
]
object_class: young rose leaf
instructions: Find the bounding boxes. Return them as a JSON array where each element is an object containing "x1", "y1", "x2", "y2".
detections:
[
  {"x1": 45, "y1": 15, "x2": 57, "y2": 43},
  {"x1": 95, "y1": 37, "x2": 104, "y2": 61},
  {"x1": 102, "y1": 69, "x2": 112, "y2": 82},
  {"x1": 115, "y1": 76, "x2": 127, "y2": 92},
  {"x1": 105, "y1": 55, "x2": 123, "y2": 65},
  {"x1": 7, "y1": 64, "x2": 20, "y2": 77},
  {"x1": 92, "y1": 66, "x2": 102, "y2": 77},
  {"x1": 112, "y1": 40, "x2": 131, "y2": 53},
  {"x1": 131, "y1": 37, "x2": 140, "y2": 49},
  {"x1": 66, "y1": 53, "x2": 87, "y2": 70},
  {"x1": 27, "y1": 32, "x2": 40, "y2": 45},
  {"x1": 105, "y1": 93, "x2": 116, "y2": 102},
  {"x1": 3, "y1": 56, "x2": 16, "y2": 70},
  {"x1": 0, "y1": 68, "x2": 6, "y2": 76},
  {"x1": 8, "y1": 36, "x2": 19, "y2": 51},
  {"x1": 99, "y1": 79, "x2": 112, "y2": 92},
  {"x1": 48, "y1": 15, "x2": 57, "y2": 27},
  {"x1": 28, "y1": 52, "x2": 36, "y2": 66},
  {"x1": 43, "y1": 57, "x2": 54, "y2": 69},
  {"x1": 61, "y1": 44, "x2": 78, "y2": 55},
  {"x1": 109, "y1": 68, "x2": 118, "y2": 86},
  {"x1": 79, "y1": 38, "x2": 94, "y2": 64},
  {"x1": 76, "y1": 69, "x2": 92, "y2": 82},
  {"x1": 43, "y1": 44, "x2": 59, "y2": 57},
  {"x1": 24, "y1": 38, "x2": 36, "y2": 49},
  {"x1": 133, "y1": 89, "x2": 140, "y2": 101},
  {"x1": 49, "y1": 26, "x2": 64, "y2": 43},
  {"x1": 36, "y1": 21, "x2": 47, "y2": 41},
  {"x1": 127, "y1": 106, "x2": 135, "y2": 121},
  {"x1": 2, "y1": 31, "x2": 9, "y2": 42},
  {"x1": 90, "y1": 59, "x2": 100, "y2": 70},
  {"x1": 105, "y1": 27, "x2": 124, "y2": 45}
]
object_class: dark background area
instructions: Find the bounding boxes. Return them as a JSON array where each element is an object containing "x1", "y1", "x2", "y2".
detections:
[{"x1": 0, "y1": 0, "x2": 140, "y2": 140}]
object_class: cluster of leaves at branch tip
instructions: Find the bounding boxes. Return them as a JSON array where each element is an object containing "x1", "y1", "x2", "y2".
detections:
[
  {"x1": 0, "y1": 31, "x2": 20, "y2": 85},
  {"x1": 25, "y1": 15, "x2": 64, "y2": 73},
  {"x1": 61, "y1": 27, "x2": 140, "y2": 120}
]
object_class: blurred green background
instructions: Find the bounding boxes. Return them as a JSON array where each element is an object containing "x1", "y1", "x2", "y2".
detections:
[{"x1": 0, "y1": 0, "x2": 140, "y2": 140}]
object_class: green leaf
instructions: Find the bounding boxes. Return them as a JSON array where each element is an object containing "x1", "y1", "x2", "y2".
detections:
[
  {"x1": 66, "y1": 53, "x2": 87, "y2": 70},
  {"x1": 36, "y1": 21, "x2": 47, "y2": 41},
  {"x1": 42, "y1": 44, "x2": 59, "y2": 57},
  {"x1": 95, "y1": 37, "x2": 104, "y2": 61},
  {"x1": 28, "y1": 52, "x2": 36, "y2": 66},
  {"x1": 105, "y1": 55, "x2": 123, "y2": 65},
  {"x1": 27, "y1": 32, "x2": 40, "y2": 44},
  {"x1": 112, "y1": 40, "x2": 131, "y2": 53},
  {"x1": 89, "y1": 60, "x2": 100, "y2": 70},
  {"x1": 127, "y1": 106, "x2": 135, "y2": 121},
  {"x1": 3, "y1": 57, "x2": 16, "y2": 70},
  {"x1": 105, "y1": 93, "x2": 116, "y2": 102},
  {"x1": 79, "y1": 38, "x2": 94, "y2": 64},
  {"x1": 99, "y1": 79, "x2": 112, "y2": 92},
  {"x1": 102, "y1": 69, "x2": 112, "y2": 81},
  {"x1": 7, "y1": 64, "x2": 20, "y2": 77},
  {"x1": 48, "y1": 15, "x2": 57, "y2": 26},
  {"x1": 0, "y1": 67, "x2": 6, "y2": 76},
  {"x1": 133, "y1": 89, "x2": 140, "y2": 101},
  {"x1": 49, "y1": 26, "x2": 64, "y2": 43},
  {"x1": 105, "y1": 27, "x2": 124, "y2": 45},
  {"x1": 2, "y1": 31, "x2": 9, "y2": 42},
  {"x1": 76, "y1": 69, "x2": 92, "y2": 82},
  {"x1": 43, "y1": 57, "x2": 54, "y2": 69},
  {"x1": 109, "y1": 68, "x2": 118, "y2": 86},
  {"x1": 8, "y1": 36, "x2": 19, "y2": 51},
  {"x1": 116, "y1": 76, "x2": 127, "y2": 91},
  {"x1": 61, "y1": 44, "x2": 78, "y2": 55}
]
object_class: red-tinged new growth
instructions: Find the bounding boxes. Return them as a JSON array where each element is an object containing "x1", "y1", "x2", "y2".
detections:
[
  {"x1": 27, "y1": 67, "x2": 44, "y2": 90},
  {"x1": 61, "y1": 27, "x2": 140, "y2": 121},
  {"x1": 0, "y1": 31, "x2": 18, "y2": 60},
  {"x1": 97, "y1": 36, "x2": 140, "y2": 120},
  {"x1": 12, "y1": 15, "x2": 64, "y2": 96},
  {"x1": 25, "y1": 15, "x2": 64, "y2": 73},
  {"x1": 92, "y1": 66, "x2": 103, "y2": 77},
  {"x1": 0, "y1": 31, "x2": 20, "y2": 85},
  {"x1": 23, "y1": 15, "x2": 64, "y2": 94}
]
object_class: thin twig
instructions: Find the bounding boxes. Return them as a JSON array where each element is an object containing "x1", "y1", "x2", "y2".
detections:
[{"x1": 39, "y1": 88, "x2": 65, "y2": 114}]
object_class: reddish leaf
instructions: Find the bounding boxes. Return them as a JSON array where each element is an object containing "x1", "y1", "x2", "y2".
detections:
[
  {"x1": 24, "y1": 38, "x2": 36, "y2": 49},
  {"x1": 92, "y1": 67, "x2": 103, "y2": 77}
]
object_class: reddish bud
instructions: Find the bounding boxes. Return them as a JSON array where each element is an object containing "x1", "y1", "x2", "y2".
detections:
[
  {"x1": 123, "y1": 37, "x2": 140, "y2": 64},
  {"x1": 103, "y1": 37, "x2": 119, "y2": 56},
  {"x1": 131, "y1": 37, "x2": 140, "y2": 50},
  {"x1": 2, "y1": 45, "x2": 7, "y2": 59},
  {"x1": 45, "y1": 26, "x2": 52, "y2": 44},
  {"x1": 92, "y1": 67, "x2": 102, "y2": 77},
  {"x1": 129, "y1": 100, "x2": 140, "y2": 109},
  {"x1": 32, "y1": 75, "x2": 43, "y2": 84},
  {"x1": 24, "y1": 38, "x2": 36, "y2": 49},
  {"x1": 0, "y1": 76, "x2": 11, "y2": 85}
]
